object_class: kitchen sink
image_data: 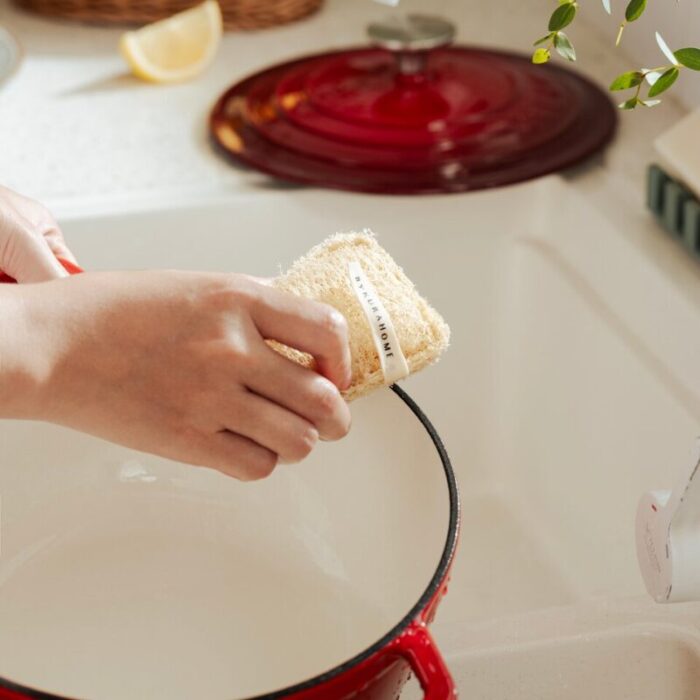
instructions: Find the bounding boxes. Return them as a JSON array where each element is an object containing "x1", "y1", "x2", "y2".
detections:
[
  {"x1": 6, "y1": 175, "x2": 700, "y2": 696},
  {"x1": 441, "y1": 624, "x2": 700, "y2": 700}
]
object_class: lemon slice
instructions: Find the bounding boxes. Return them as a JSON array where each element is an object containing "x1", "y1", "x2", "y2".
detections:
[{"x1": 120, "y1": 0, "x2": 223, "y2": 84}]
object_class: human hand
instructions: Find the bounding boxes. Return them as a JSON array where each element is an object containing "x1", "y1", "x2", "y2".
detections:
[
  {"x1": 2, "y1": 271, "x2": 351, "y2": 479},
  {"x1": 0, "y1": 185, "x2": 77, "y2": 283}
]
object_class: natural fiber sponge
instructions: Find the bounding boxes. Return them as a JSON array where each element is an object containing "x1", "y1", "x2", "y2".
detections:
[{"x1": 272, "y1": 231, "x2": 450, "y2": 401}]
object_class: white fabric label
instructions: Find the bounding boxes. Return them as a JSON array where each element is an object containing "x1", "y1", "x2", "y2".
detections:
[{"x1": 348, "y1": 260, "x2": 409, "y2": 384}]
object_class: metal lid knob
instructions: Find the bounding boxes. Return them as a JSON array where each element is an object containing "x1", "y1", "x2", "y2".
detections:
[{"x1": 367, "y1": 14, "x2": 456, "y2": 53}]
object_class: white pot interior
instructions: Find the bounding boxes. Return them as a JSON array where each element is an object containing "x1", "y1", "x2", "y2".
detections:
[{"x1": 0, "y1": 388, "x2": 454, "y2": 700}]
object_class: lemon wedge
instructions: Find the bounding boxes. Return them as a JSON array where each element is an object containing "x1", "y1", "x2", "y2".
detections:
[{"x1": 120, "y1": 0, "x2": 223, "y2": 84}]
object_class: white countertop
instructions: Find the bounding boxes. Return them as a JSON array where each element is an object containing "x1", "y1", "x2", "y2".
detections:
[{"x1": 0, "y1": 0, "x2": 691, "y2": 217}]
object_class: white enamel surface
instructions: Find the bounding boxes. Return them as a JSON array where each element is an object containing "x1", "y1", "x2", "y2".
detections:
[
  {"x1": 3, "y1": 174, "x2": 700, "y2": 698},
  {"x1": 444, "y1": 626, "x2": 700, "y2": 700},
  {"x1": 0, "y1": 390, "x2": 451, "y2": 699}
]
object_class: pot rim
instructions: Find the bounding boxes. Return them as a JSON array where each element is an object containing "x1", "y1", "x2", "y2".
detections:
[{"x1": 0, "y1": 384, "x2": 460, "y2": 700}]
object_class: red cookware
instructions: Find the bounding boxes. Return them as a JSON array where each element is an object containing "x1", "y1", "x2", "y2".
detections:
[
  {"x1": 210, "y1": 14, "x2": 616, "y2": 194},
  {"x1": 0, "y1": 375, "x2": 459, "y2": 699}
]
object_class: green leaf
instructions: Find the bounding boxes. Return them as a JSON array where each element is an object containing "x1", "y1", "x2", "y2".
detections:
[
  {"x1": 625, "y1": 0, "x2": 646, "y2": 22},
  {"x1": 674, "y1": 48, "x2": 700, "y2": 71},
  {"x1": 609, "y1": 70, "x2": 643, "y2": 90},
  {"x1": 640, "y1": 99, "x2": 661, "y2": 107},
  {"x1": 554, "y1": 32, "x2": 577, "y2": 61},
  {"x1": 618, "y1": 97, "x2": 640, "y2": 109},
  {"x1": 532, "y1": 47, "x2": 551, "y2": 64},
  {"x1": 548, "y1": 2, "x2": 577, "y2": 31},
  {"x1": 648, "y1": 66, "x2": 679, "y2": 97},
  {"x1": 533, "y1": 33, "x2": 553, "y2": 47}
]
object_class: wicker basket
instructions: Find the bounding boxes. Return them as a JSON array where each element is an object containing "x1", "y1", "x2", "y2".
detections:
[{"x1": 13, "y1": 0, "x2": 324, "y2": 29}]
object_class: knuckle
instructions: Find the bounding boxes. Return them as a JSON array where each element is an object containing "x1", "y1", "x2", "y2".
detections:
[
  {"x1": 209, "y1": 288, "x2": 237, "y2": 314},
  {"x1": 221, "y1": 325, "x2": 259, "y2": 366},
  {"x1": 309, "y1": 378, "x2": 351, "y2": 440},
  {"x1": 286, "y1": 425, "x2": 318, "y2": 463},
  {"x1": 207, "y1": 275, "x2": 257, "y2": 311},
  {"x1": 228, "y1": 274, "x2": 262, "y2": 306},
  {"x1": 226, "y1": 337, "x2": 255, "y2": 367},
  {"x1": 312, "y1": 377, "x2": 341, "y2": 417},
  {"x1": 319, "y1": 307, "x2": 347, "y2": 342}
]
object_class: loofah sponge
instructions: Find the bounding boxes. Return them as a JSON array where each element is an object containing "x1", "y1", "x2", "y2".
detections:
[{"x1": 273, "y1": 231, "x2": 450, "y2": 401}]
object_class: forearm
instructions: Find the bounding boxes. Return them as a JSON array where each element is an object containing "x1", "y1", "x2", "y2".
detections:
[{"x1": 0, "y1": 286, "x2": 50, "y2": 420}]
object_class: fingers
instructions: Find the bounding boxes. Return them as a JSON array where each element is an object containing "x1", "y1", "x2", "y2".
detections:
[
  {"x1": 219, "y1": 389, "x2": 319, "y2": 464},
  {"x1": 200, "y1": 431, "x2": 279, "y2": 481},
  {"x1": 0, "y1": 197, "x2": 73, "y2": 282},
  {"x1": 176, "y1": 377, "x2": 325, "y2": 480},
  {"x1": 3, "y1": 229, "x2": 69, "y2": 283},
  {"x1": 244, "y1": 345, "x2": 351, "y2": 441},
  {"x1": 248, "y1": 285, "x2": 352, "y2": 391}
]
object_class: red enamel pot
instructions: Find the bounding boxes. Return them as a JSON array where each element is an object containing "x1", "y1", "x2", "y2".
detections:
[{"x1": 0, "y1": 379, "x2": 459, "y2": 700}]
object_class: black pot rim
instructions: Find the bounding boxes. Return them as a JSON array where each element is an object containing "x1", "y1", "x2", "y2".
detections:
[{"x1": 0, "y1": 385, "x2": 460, "y2": 700}]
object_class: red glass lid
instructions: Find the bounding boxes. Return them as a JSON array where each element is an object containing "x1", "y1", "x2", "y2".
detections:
[{"x1": 210, "y1": 15, "x2": 617, "y2": 194}]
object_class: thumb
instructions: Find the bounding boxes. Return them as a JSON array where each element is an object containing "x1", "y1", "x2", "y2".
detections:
[{"x1": 2, "y1": 231, "x2": 68, "y2": 284}]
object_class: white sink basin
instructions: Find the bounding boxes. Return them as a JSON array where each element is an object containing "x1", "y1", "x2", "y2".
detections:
[
  {"x1": 444, "y1": 624, "x2": 700, "y2": 700},
  {"x1": 7, "y1": 175, "x2": 700, "y2": 696}
]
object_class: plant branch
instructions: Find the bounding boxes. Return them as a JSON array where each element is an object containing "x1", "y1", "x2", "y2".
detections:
[{"x1": 531, "y1": 0, "x2": 700, "y2": 110}]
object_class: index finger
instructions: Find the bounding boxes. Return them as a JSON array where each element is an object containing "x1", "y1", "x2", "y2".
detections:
[{"x1": 248, "y1": 284, "x2": 352, "y2": 391}]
